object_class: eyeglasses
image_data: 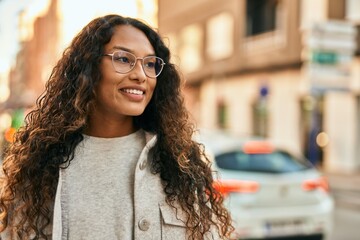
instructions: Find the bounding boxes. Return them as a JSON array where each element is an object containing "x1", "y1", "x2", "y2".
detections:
[{"x1": 103, "y1": 50, "x2": 165, "y2": 78}]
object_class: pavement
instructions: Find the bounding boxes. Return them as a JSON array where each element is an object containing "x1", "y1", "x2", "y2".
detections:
[{"x1": 324, "y1": 171, "x2": 360, "y2": 209}]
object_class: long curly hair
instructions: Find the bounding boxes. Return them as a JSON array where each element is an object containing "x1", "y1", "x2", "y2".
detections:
[{"x1": 0, "y1": 15, "x2": 233, "y2": 239}]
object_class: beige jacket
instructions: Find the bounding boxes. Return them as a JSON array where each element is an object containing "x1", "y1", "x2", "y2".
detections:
[{"x1": 52, "y1": 133, "x2": 222, "y2": 240}]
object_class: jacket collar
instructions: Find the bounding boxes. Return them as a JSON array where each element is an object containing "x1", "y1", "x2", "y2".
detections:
[{"x1": 144, "y1": 131, "x2": 157, "y2": 149}]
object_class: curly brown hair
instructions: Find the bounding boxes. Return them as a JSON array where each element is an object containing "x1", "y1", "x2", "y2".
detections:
[{"x1": 0, "y1": 15, "x2": 233, "y2": 239}]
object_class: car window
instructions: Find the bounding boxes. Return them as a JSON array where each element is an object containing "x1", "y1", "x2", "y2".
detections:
[{"x1": 215, "y1": 150, "x2": 311, "y2": 173}]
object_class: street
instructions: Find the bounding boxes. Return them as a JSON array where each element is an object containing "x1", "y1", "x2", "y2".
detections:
[
  {"x1": 327, "y1": 172, "x2": 360, "y2": 240},
  {"x1": 328, "y1": 205, "x2": 360, "y2": 240}
]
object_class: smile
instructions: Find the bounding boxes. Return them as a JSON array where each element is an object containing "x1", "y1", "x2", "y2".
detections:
[{"x1": 120, "y1": 88, "x2": 144, "y2": 95}]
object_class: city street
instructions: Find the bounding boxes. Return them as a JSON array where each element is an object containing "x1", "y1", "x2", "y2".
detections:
[
  {"x1": 327, "y1": 172, "x2": 360, "y2": 240},
  {"x1": 329, "y1": 205, "x2": 360, "y2": 240},
  {"x1": 0, "y1": 0, "x2": 360, "y2": 239}
]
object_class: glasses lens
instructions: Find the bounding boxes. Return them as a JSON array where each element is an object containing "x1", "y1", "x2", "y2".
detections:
[
  {"x1": 143, "y1": 57, "x2": 164, "y2": 78},
  {"x1": 112, "y1": 51, "x2": 135, "y2": 73}
]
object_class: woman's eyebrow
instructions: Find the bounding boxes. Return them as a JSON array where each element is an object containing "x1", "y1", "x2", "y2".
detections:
[
  {"x1": 112, "y1": 46, "x2": 133, "y2": 52},
  {"x1": 111, "y1": 45, "x2": 156, "y2": 56}
]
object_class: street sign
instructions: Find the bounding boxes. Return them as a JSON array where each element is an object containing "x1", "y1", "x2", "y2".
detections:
[{"x1": 302, "y1": 20, "x2": 357, "y2": 92}]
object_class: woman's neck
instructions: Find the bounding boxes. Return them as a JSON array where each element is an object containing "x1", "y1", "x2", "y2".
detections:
[{"x1": 84, "y1": 115, "x2": 138, "y2": 138}]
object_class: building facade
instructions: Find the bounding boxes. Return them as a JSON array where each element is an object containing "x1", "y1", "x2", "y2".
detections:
[
  {"x1": 0, "y1": 0, "x2": 60, "y2": 154},
  {"x1": 158, "y1": 0, "x2": 360, "y2": 173}
]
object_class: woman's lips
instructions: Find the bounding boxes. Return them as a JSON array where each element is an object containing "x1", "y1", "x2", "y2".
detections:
[
  {"x1": 120, "y1": 88, "x2": 144, "y2": 95},
  {"x1": 120, "y1": 88, "x2": 145, "y2": 101}
]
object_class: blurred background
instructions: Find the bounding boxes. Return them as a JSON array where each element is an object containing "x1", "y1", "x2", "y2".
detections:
[{"x1": 0, "y1": 0, "x2": 360, "y2": 239}]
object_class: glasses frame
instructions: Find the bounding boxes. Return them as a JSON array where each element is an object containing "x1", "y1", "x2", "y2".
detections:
[{"x1": 103, "y1": 50, "x2": 165, "y2": 78}]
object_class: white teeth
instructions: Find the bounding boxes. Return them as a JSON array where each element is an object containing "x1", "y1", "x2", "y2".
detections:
[{"x1": 122, "y1": 89, "x2": 144, "y2": 95}]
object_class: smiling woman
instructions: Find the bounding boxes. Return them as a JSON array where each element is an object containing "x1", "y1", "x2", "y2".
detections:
[{"x1": 0, "y1": 14, "x2": 233, "y2": 240}]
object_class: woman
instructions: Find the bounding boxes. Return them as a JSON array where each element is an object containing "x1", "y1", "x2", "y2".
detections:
[{"x1": 0, "y1": 15, "x2": 233, "y2": 239}]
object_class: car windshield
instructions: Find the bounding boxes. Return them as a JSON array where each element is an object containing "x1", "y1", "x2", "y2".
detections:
[{"x1": 215, "y1": 150, "x2": 312, "y2": 173}]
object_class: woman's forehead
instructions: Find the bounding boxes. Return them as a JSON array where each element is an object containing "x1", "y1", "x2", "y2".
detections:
[{"x1": 105, "y1": 25, "x2": 154, "y2": 55}]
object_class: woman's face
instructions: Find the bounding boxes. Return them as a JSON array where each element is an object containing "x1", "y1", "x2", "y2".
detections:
[{"x1": 93, "y1": 25, "x2": 157, "y2": 123}]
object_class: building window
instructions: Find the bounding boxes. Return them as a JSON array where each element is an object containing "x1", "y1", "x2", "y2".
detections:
[
  {"x1": 217, "y1": 100, "x2": 228, "y2": 129},
  {"x1": 299, "y1": 95, "x2": 324, "y2": 166},
  {"x1": 246, "y1": 0, "x2": 279, "y2": 36},
  {"x1": 206, "y1": 12, "x2": 234, "y2": 61},
  {"x1": 179, "y1": 24, "x2": 203, "y2": 73},
  {"x1": 252, "y1": 85, "x2": 269, "y2": 137},
  {"x1": 252, "y1": 99, "x2": 268, "y2": 137}
]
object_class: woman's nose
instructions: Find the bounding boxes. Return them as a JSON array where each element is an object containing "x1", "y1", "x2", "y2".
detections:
[{"x1": 130, "y1": 60, "x2": 147, "y2": 82}]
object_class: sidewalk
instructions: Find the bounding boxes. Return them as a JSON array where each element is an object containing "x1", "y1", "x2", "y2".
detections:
[{"x1": 324, "y1": 171, "x2": 360, "y2": 209}]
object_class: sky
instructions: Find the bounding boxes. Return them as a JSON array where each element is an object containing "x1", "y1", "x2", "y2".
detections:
[{"x1": 59, "y1": 0, "x2": 139, "y2": 48}]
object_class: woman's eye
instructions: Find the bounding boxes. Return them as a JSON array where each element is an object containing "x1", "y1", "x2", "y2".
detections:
[
  {"x1": 115, "y1": 57, "x2": 130, "y2": 63},
  {"x1": 145, "y1": 62, "x2": 156, "y2": 68}
]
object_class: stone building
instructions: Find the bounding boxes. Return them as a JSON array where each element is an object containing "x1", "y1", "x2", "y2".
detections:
[
  {"x1": 158, "y1": 0, "x2": 360, "y2": 173},
  {"x1": 3, "y1": 0, "x2": 60, "y2": 110}
]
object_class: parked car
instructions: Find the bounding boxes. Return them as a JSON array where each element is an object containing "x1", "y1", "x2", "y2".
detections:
[{"x1": 196, "y1": 129, "x2": 334, "y2": 240}]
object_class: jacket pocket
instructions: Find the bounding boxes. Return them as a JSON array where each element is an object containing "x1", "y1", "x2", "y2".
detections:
[{"x1": 159, "y1": 204, "x2": 187, "y2": 240}]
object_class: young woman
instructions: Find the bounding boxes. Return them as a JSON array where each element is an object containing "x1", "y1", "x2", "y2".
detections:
[{"x1": 0, "y1": 15, "x2": 233, "y2": 239}]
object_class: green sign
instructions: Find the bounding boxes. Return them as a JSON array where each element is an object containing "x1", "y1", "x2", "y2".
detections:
[
  {"x1": 311, "y1": 51, "x2": 338, "y2": 64},
  {"x1": 11, "y1": 109, "x2": 24, "y2": 129}
]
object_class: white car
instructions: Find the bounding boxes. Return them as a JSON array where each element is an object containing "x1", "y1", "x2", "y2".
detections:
[{"x1": 197, "y1": 130, "x2": 334, "y2": 240}]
